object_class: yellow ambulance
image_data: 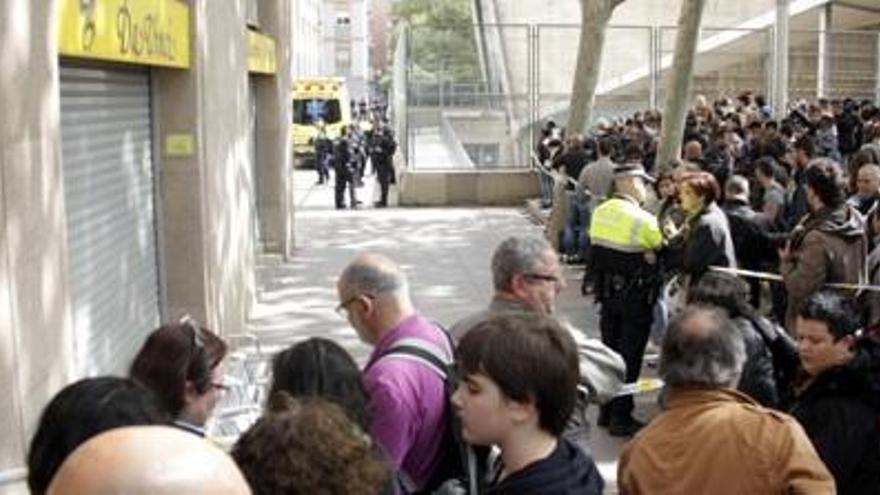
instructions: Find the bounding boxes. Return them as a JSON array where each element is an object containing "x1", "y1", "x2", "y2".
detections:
[{"x1": 292, "y1": 77, "x2": 351, "y2": 163}]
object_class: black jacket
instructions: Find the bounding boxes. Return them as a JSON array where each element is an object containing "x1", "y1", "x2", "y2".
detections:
[
  {"x1": 789, "y1": 337, "x2": 880, "y2": 495},
  {"x1": 553, "y1": 149, "x2": 590, "y2": 190},
  {"x1": 333, "y1": 137, "x2": 353, "y2": 176},
  {"x1": 783, "y1": 168, "x2": 810, "y2": 232},
  {"x1": 682, "y1": 202, "x2": 737, "y2": 282},
  {"x1": 488, "y1": 438, "x2": 604, "y2": 495},
  {"x1": 733, "y1": 317, "x2": 780, "y2": 408},
  {"x1": 722, "y1": 198, "x2": 774, "y2": 271}
]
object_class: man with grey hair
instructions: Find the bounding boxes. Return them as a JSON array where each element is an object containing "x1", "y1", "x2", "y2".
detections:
[
  {"x1": 618, "y1": 306, "x2": 834, "y2": 494},
  {"x1": 336, "y1": 253, "x2": 451, "y2": 492},
  {"x1": 451, "y1": 235, "x2": 625, "y2": 448}
]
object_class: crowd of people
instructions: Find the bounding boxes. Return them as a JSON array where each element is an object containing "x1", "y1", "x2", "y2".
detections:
[
  {"x1": 21, "y1": 91, "x2": 880, "y2": 495},
  {"x1": 314, "y1": 106, "x2": 397, "y2": 210},
  {"x1": 537, "y1": 92, "x2": 880, "y2": 335},
  {"x1": 25, "y1": 239, "x2": 880, "y2": 494}
]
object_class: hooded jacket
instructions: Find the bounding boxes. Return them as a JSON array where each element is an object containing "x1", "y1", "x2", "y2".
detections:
[
  {"x1": 781, "y1": 204, "x2": 867, "y2": 332},
  {"x1": 488, "y1": 437, "x2": 604, "y2": 495},
  {"x1": 788, "y1": 337, "x2": 880, "y2": 495}
]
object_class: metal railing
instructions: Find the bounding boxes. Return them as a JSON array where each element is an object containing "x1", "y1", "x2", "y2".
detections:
[{"x1": 399, "y1": 22, "x2": 880, "y2": 170}]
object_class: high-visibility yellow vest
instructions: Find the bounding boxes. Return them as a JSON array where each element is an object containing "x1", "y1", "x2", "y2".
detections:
[{"x1": 590, "y1": 195, "x2": 662, "y2": 253}]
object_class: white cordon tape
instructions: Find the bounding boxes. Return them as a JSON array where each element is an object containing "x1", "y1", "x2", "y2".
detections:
[
  {"x1": 709, "y1": 266, "x2": 880, "y2": 293},
  {"x1": 614, "y1": 378, "x2": 665, "y2": 397},
  {"x1": 530, "y1": 152, "x2": 582, "y2": 190}
]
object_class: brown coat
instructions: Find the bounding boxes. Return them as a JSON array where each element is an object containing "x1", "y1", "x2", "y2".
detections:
[
  {"x1": 618, "y1": 388, "x2": 834, "y2": 495},
  {"x1": 781, "y1": 205, "x2": 867, "y2": 333}
]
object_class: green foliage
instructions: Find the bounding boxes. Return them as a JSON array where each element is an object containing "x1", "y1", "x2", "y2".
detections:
[{"x1": 392, "y1": 0, "x2": 481, "y2": 83}]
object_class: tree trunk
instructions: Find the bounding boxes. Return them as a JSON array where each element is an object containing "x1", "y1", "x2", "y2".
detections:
[
  {"x1": 566, "y1": 0, "x2": 625, "y2": 135},
  {"x1": 656, "y1": 0, "x2": 708, "y2": 172}
]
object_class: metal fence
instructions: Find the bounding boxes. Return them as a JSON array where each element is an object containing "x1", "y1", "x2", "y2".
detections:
[{"x1": 398, "y1": 23, "x2": 880, "y2": 170}]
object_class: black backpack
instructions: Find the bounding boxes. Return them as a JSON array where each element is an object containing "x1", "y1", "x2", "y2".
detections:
[
  {"x1": 373, "y1": 329, "x2": 484, "y2": 494},
  {"x1": 750, "y1": 317, "x2": 800, "y2": 398}
]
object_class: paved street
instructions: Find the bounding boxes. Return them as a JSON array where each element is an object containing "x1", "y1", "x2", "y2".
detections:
[{"x1": 246, "y1": 168, "x2": 660, "y2": 493}]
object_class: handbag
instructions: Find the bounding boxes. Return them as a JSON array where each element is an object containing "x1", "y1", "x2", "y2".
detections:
[{"x1": 564, "y1": 323, "x2": 626, "y2": 405}]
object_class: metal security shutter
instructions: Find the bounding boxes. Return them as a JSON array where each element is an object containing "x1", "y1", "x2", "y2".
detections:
[
  {"x1": 60, "y1": 64, "x2": 160, "y2": 376},
  {"x1": 248, "y1": 78, "x2": 261, "y2": 247}
]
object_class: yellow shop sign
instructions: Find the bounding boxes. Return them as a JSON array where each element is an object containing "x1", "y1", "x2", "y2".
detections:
[
  {"x1": 58, "y1": 0, "x2": 190, "y2": 69},
  {"x1": 248, "y1": 29, "x2": 277, "y2": 75}
]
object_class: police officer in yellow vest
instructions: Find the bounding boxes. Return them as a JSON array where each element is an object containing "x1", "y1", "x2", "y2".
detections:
[{"x1": 589, "y1": 162, "x2": 663, "y2": 437}]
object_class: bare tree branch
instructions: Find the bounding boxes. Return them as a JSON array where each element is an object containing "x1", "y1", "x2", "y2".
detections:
[
  {"x1": 566, "y1": 0, "x2": 627, "y2": 135},
  {"x1": 656, "y1": 0, "x2": 708, "y2": 172}
]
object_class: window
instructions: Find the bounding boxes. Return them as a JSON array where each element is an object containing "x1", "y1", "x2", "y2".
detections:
[
  {"x1": 463, "y1": 144, "x2": 500, "y2": 167},
  {"x1": 292, "y1": 99, "x2": 342, "y2": 124}
]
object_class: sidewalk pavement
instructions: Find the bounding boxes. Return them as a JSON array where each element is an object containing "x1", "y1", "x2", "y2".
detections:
[{"x1": 245, "y1": 168, "x2": 655, "y2": 493}]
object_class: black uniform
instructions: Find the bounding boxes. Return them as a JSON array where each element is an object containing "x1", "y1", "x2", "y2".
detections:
[
  {"x1": 370, "y1": 127, "x2": 397, "y2": 207},
  {"x1": 590, "y1": 241, "x2": 661, "y2": 435},
  {"x1": 333, "y1": 134, "x2": 357, "y2": 209},
  {"x1": 314, "y1": 130, "x2": 333, "y2": 185}
]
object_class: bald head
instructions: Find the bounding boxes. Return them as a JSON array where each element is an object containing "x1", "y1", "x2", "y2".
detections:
[
  {"x1": 337, "y1": 253, "x2": 414, "y2": 344},
  {"x1": 683, "y1": 141, "x2": 703, "y2": 162},
  {"x1": 48, "y1": 426, "x2": 250, "y2": 495},
  {"x1": 857, "y1": 164, "x2": 880, "y2": 196},
  {"x1": 724, "y1": 175, "x2": 750, "y2": 201},
  {"x1": 338, "y1": 253, "x2": 409, "y2": 300},
  {"x1": 660, "y1": 306, "x2": 746, "y2": 389}
]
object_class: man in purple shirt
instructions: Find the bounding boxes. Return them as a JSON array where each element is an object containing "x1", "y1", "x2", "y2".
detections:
[{"x1": 337, "y1": 253, "x2": 450, "y2": 492}]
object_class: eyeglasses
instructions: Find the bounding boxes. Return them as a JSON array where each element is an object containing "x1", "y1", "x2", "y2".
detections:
[
  {"x1": 335, "y1": 294, "x2": 373, "y2": 317},
  {"x1": 523, "y1": 272, "x2": 561, "y2": 284}
]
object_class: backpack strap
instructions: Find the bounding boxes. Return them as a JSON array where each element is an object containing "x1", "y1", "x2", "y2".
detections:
[
  {"x1": 368, "y1": 322, "x2": 455, "y2": 378},
  {"x1": 377, "y1": 337, "x2": 452, "y2": 380}
]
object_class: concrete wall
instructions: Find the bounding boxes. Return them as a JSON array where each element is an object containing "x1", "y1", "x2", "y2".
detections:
[
  {"x1": 399, "y1": 170, "x2": 539, "y2": 206},
  {"x1": 195, "y1": 0, "x2": 256, "y2": 335},
  {"x1": 257, "y1": 0, "x2": 295, "y2": 256},
  {"x1": 0, "y1": 1, "x2": 75, "y2": 489}
]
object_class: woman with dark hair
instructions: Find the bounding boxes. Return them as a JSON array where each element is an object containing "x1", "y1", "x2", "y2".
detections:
[
  {"x1": 651, "y1": 171, "x2": 686, "y2": 239},
  {"x1": 269, "y1": 337, "x2": 369, "y2": 431},
  {"x1": 232, "y1": 394, "x2": 390, "y2": 495},
  {"x1": 129, "y1": 319, "x2": 228, "y2": 436},
  {"x1": 27, "y1": 377, "x2": 167, "y2": 494},
  {"x1": 677, "y1": 171, "x2": 737, "y2": 285},
  {"x1": 687, "y1": 271, "x2": 798, "y2": 408}
]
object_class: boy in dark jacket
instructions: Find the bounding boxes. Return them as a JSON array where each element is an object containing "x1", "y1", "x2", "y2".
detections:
[
  {"x1": 452, "y1": 314, "x2": 604, "y2": 495},
  {"x1": 789, "y1": 291, "x2": 880, "y2": 495}
]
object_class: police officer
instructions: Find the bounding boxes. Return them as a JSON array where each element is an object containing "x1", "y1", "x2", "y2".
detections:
[
  {"x1": 369, "y1": 121, "x2": 397, "y2": 207},
  {"x1": 333, "y1": 126, "x2": 358, "y2": 209},
  {"x1": 589, "y1": 163, "x2": 663, "y2": 437}
]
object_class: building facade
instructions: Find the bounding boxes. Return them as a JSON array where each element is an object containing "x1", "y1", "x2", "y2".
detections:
[
  {"x1": 369, "y1": 0, "x2": 393, "y2": 86},
  {"x1": 294, "y1": 0, "x2": 325, "y2": 77},
  {"x1": 0, "y1": 0, "x2": 295, "y2": 489},
  {"x1": 323, "y1": 0, "x2": 371, "y2": 101}
]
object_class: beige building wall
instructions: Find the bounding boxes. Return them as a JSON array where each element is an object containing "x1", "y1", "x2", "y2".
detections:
[
  {"x1": 0, "y1": 0, "x2": 76, "y2": 488},
  {"x1": 0, "y1": 0, "x2": 294, "y2": 487},
  {"x1": 194, "y1": 0, "x2": 256, "y2": 335},
  {"x1": 257, "y1": 0, "x2": 296, "y2": 256}
]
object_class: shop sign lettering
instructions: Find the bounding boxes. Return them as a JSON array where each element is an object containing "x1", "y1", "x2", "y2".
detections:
[{"x1": 58, "y1": 0, "x2": 190, "y2": 69}]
